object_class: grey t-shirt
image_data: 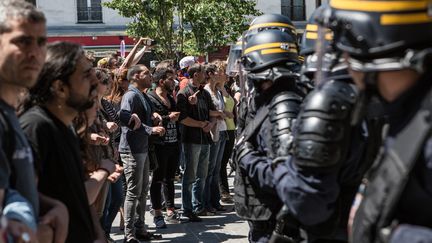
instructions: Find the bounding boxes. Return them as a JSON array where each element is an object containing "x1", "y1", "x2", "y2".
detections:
[{"x1": 0, "y1": 100, "x2": 39, "y2": 216}]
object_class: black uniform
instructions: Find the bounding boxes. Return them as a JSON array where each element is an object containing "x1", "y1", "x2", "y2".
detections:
[
  {"x1": 233, "y1": 28, "x2": 303, "y2": 242},
  {"x1": 352, "y1": 74, "x2": 432, "y2": 243},
  {"x1": 271, "y1": 77, "x2": 385, "y2": 242},
  {"x1": 328, "y1": 0, "x2": 432, "y2": 242},
  {"x1": 235, "y1": 79, "x2": 303, "y2": 242}
]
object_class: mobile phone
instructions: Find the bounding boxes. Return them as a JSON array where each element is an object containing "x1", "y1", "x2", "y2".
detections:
[{"x1": 145, "y1": 39, "x2": 157, "y2": 46}]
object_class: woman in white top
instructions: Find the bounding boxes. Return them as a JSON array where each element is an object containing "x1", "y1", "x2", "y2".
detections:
[{"x1": 202, "y1": 61, "x2": 228, "y2": 214}]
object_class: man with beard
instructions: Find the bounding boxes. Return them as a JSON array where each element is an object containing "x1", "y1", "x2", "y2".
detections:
[
  {"x1": 119, "y1": 64, "x2": 165, "y2": 243},
  {"x1": 19, "y1": 42, "x2": 105, "y2": 242},
  {"x1": 176, "y1": 63, "x2": 223, "y2": 221},
  {"x1": 147, "y1": 67, "x2": 181, "y2": 227},
  {"x1": 0, "y1": 1, "x2": 68, "y2": 242}
]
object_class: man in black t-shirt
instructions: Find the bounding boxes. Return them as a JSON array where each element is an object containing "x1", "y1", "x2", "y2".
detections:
[
  {"x1": 0, "y1": 1, "x2": 68, "y2": 242},
  {"x1": 148, "y1": 67, "x2": 181, "y2": 227},
  {"x1": 19, "y1": 42, "x2": 104, "y2": 243},
  {"x1": 176, "y1": 64, "x2": 223, "y2": 221}
]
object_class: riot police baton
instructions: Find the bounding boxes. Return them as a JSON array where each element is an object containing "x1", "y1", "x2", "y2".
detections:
[{"x1": 269, "y1": 205, "x2": 303, "y2": 243}]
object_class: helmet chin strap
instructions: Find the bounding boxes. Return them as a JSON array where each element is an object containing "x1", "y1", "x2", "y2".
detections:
[{"x1": 350, "y1": 72, "x2": 377, "y2": 126}]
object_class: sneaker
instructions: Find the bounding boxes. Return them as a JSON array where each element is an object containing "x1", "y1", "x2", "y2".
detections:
[
  {"x1": 153, "y1": 215, "x2": 167, "y2": 229},
  {"x1": 207, "y1": 207, "x2": 217, "y2": 214},
  {"x1": 166, "y1": 212, "x2": 181, "y2": 224},
  {"x1": 184, "y1": 212, "x2": 202, "y2": 222},
  {"x1": 123, "y1": 237, "x2": 140, "y2": 243},
  {"x1": 214, "y1": 205, "x2": 227, "y2": 211},
  {"x1": 106, "y1": 235, "x2": 115, "y2": 243},
  {"x1": 221, "y1": 193, "x2": 234, "y2": 203},
  {"x1": 135, "y1": 232, "x2": 163, "y2": 241},
  {"x1": 196, "y1": 209, "x2": 216, "y2": 216}
]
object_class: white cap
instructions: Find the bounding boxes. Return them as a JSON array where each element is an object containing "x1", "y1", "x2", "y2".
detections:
[{"x1": 179, "y1": 56, "x2": 196, "y2": 70}]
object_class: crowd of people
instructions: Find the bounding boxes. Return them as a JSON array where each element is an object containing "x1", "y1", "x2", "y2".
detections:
[
  {"x1": 0, "y1": 1, "x2": 240, "y2": 243},
  {"x1": 3, "y1": 0, "x2": 432, "y2": 243}
]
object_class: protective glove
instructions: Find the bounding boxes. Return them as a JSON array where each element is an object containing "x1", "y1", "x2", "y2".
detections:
[{"x1": 235, "y1": 141, "x2": 254, "y2": 165}]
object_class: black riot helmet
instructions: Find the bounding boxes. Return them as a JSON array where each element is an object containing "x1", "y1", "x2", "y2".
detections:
[
  {"x1": 300, "y1": 4, "x2": 332, "y2": 57},
  {"x1": 242, "y1": 29, "x2": 299, "y2": 73},
  {"x1": 246, "y1": 14, "x2": 298, "y2": 44},
  {"x1": 241, "y1": 29, "x2": 300, "y2": 93},
  {"x1": 329, "y1": 0, "x2": 432, "y2": 73},
  {"x1": 300, "y1": 4, "x2": 335, "y2": 89}
]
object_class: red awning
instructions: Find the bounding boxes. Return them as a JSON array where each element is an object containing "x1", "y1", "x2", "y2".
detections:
[{"x1": 47, "y1": 35, "x2": 135, "y2": 46}]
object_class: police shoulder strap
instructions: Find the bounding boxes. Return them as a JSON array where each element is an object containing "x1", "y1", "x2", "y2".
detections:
[
  {"x1": 236, "y1": 105, "x2": 269, "y2": 145},
  {"x1": 352, "y1": 89, "x2": 432, "y2": 243}
]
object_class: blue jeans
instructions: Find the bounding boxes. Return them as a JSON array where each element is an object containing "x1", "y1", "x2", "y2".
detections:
[
  {"x1": 102, "y1": 177, "x2": 124, "y2": 234},
  {"x1": 204, "y1": 131, "x2": 226, "y2": 209},
  {"x1": 181, "y1": 143, "x2": 210, "y2": 214},
  {"x1": 121, "y1": 152, "x2": 149, "y2": 239}
]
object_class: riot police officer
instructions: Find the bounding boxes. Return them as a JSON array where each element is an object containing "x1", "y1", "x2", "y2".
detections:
[
  {"x1": 267, "y1": 6, "x2": 385, "y2": 243},
  {"x1": 233, "y1": 29, "x2": 304, "y2": 242},
  {"x1": 328, "y1": 0, "x2": 432, "y2": 242}
]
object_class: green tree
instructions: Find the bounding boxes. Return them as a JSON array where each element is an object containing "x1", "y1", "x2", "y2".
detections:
[
  {"x1": 104, "y1": 0, "x2": 177, "y2": 59},
  {"x1": 182, "y1": 0, "x2": 259, "y2": 55},
  {"x1": 104, "y1": 0, "x2": 260, "y2": 59}
]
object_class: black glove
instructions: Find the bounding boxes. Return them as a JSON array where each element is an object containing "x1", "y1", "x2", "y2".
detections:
[
  {"x1": 235, "y1": 141, "x2": 254, "y2": 164},
  {"x1": 269, "y1": 205, "x2": 302, "y2": 243}
]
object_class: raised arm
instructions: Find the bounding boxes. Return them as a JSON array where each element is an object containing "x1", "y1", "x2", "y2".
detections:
[{"x1": 119, "y1": 37, "x2": 148, "y2": 69}]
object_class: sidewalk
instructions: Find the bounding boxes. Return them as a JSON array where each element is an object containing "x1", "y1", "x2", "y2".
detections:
[{"x1": 109, "y1": 175, "x2": 249, "y2": 242}]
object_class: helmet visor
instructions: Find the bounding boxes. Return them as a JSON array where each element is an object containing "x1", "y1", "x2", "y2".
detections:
[{"x1": 226, "y1": 48, "x2": 243, "y2": 76}]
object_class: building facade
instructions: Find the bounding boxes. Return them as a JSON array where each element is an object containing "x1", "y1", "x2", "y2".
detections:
[
  {"x1": 33, "y1": 0, "x2": 135, "y2": 57},
  {"x1": 30, "y1": 0, "x2": 327, "y2": 58}
]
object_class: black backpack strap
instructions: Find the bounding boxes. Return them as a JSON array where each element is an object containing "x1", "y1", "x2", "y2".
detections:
[{"x1": 352, "y1": 90, "x2": 432, "y2": 243}]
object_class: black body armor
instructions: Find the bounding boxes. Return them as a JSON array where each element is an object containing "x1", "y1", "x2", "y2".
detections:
[
  {"x1": 293, "y1": 80, "x2": 358, "y2": 168},
  {"x1": 234, "y1": 91, "x2": 302, "y2": 221},
  {"x1": 268, "y1": 91, "x2": 303, "y2": 158}
]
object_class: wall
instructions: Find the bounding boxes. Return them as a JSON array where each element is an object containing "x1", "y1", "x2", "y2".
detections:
[
  {"x1": 255, "y1": 0, "x2": 281, "y2": 14},
  {"x1": 36, "y1": 0, "x2": 131, "y2": 26}
]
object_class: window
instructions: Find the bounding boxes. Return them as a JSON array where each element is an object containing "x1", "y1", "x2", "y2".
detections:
[
  {"x1": 281, "y1": 0, "x2": 306, "y2": 21},
  {"x1": 77, "y1": 0, "x2": 102, "y2": 23}
]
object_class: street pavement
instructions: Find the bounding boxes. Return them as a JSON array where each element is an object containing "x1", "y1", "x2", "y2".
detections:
[{"x1": 109, "y1": 174, "x2": 249, "y2": 242}]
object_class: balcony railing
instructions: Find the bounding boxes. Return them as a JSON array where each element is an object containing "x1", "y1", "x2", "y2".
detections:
[{"x1": 77, "y1": 6, "x2": 102, "y2": 23}]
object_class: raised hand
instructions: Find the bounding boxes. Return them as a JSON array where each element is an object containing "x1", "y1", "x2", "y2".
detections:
[{"x1": 188, "y1": 90, "x2": 200, "y2": 105}]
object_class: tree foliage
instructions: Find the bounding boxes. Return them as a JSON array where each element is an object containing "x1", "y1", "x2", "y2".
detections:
[{"x1": 104, "y1": 0, "x2": 260, "y2": 59}]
